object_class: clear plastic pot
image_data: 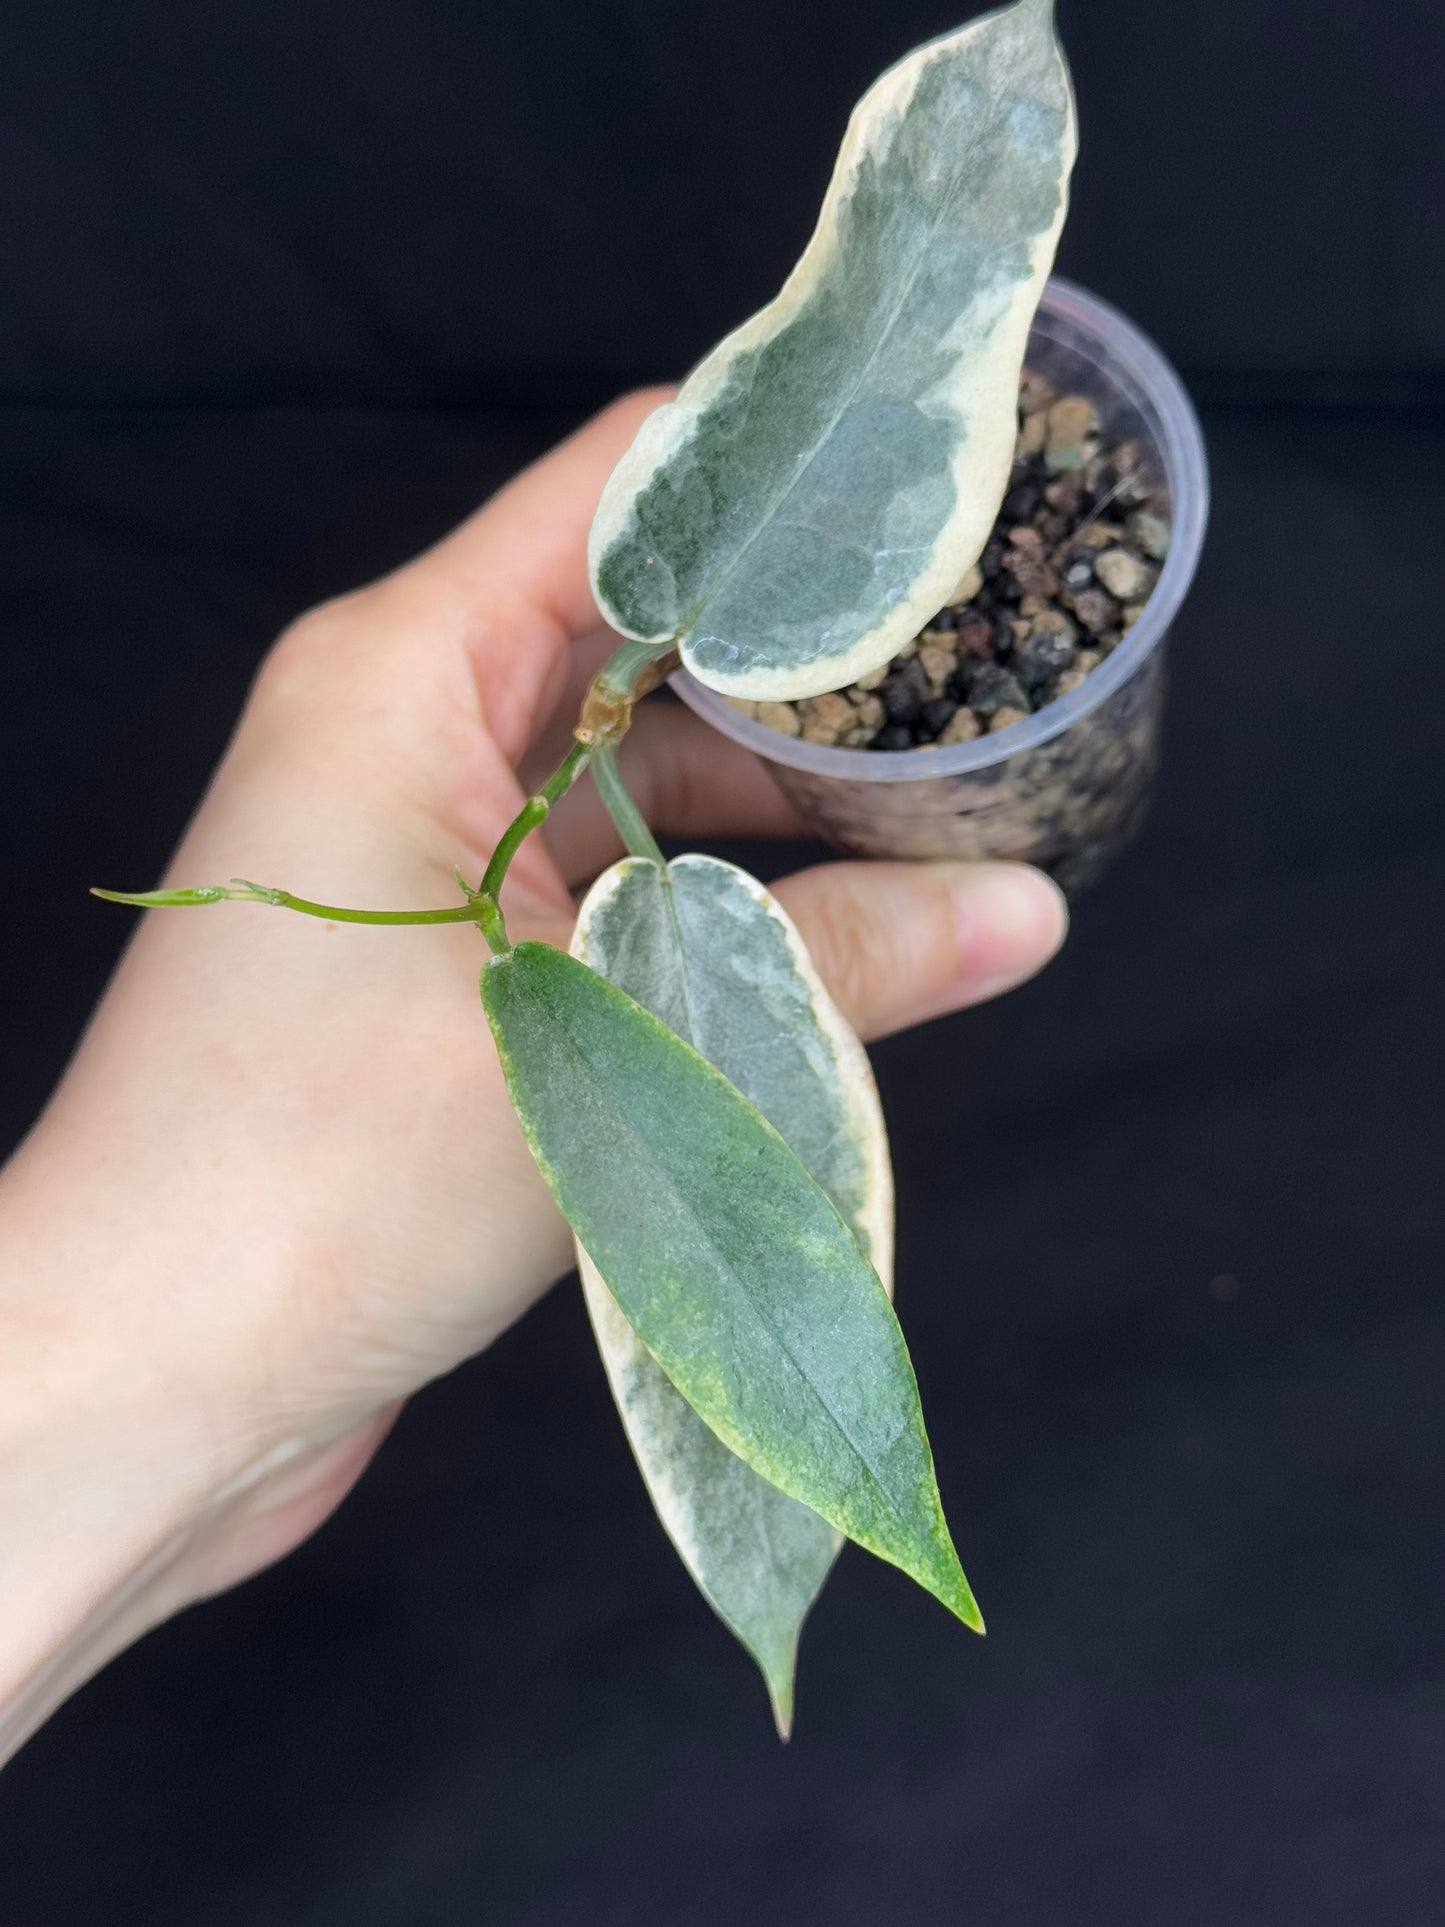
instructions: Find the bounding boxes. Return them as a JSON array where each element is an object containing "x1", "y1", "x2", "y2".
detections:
[{"x1": 671, "y1": 277, "x2": 1210, "y2": 894}]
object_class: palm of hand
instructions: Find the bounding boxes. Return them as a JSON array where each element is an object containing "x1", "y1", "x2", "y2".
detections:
[{"x1": 5, "y1": 391, "x2": 1063, "y2": 1625}]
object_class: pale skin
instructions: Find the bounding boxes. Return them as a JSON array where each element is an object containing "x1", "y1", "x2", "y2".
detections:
[{"x1": 0, "y1": 392, "x2": 1067, "y2": 1763}]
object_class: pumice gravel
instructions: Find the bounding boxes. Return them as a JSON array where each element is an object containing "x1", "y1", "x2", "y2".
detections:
[{"x1": 730, "y1": 368, "x2": 1171, "y2": 753}]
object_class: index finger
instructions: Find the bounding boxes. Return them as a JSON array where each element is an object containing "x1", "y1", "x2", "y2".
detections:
[{"x1": 400, "y1": 386, "x2": 673, "y2": 644}]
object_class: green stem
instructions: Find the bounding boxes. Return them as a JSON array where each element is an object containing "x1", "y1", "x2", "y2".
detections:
[
  {"x1": 591, "y1": 743, "x2": 665, "y2": 866},
  {"x1": 93, "y1": 640, "x2": 677, "y2": 959},
  {"x1": 588, "y1": 637, "x2": 672, "y2": 706},
  {"x1": 91, "y1": 882, "x2": 481, "y2": 925},
  {"x1": 472, "y1": 736, "x2": 594, "y2": 958},
  {"x1": 470, "y1": 640, "x2": 675, "y2": 954},
  {"x1": 478, "y1": 737, "x2": 592, "y2": 907}
]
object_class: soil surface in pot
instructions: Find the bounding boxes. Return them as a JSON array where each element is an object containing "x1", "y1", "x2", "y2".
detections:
[{"x1": 728, "y1": 368, "x2": 1173, "y2": 752}]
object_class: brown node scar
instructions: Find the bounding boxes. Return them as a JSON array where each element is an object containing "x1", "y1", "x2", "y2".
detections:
[{"x1": 576, "y1": 648, "x2": 681, "y2": 746}]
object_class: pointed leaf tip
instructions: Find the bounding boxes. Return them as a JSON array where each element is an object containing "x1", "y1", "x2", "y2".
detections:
[
  {"x1": 769, "y1": 1673, "x2": 795, "y2": 1744},
  {"x1": 950, "y1": 1565, "x2": 987, "y2": 1636}
]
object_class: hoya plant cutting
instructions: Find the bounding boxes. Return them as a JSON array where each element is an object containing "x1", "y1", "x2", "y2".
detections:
[{"x1": 98, "y1": 0, "x2": 1076, "y2": 1733}]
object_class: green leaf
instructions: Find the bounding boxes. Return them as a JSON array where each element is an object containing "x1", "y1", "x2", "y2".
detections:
[
  {"x1": 481, "y1": 939, "x2": 981, "y2": 1649},
  {"x1": 589, "y1": 0, "x2": 1075, "y2": 701},
  {"x1": 571, "y1": 854, "x2": 895, "y2": 1734}
]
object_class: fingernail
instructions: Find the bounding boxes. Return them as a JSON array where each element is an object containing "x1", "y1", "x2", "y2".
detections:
[{"x1": 946, "y1": 862, "x2": 1068, "y2": 1005}]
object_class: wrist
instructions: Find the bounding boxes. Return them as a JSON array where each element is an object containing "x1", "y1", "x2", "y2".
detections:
[{"x1": 0, "y1": 1130, "x2": 318, "y2": 1761}]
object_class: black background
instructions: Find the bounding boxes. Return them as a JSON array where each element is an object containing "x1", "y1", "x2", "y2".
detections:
[{"x1": 2, "y1": 3, "x2": 1443, "y2": 1921}]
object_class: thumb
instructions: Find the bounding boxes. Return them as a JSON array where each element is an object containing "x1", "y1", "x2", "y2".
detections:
[{"x1": 769, "y1": 860, "x2": 1067, "y2": 1043}]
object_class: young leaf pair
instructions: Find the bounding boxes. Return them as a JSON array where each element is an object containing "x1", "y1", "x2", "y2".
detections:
[{"x1": 482, "y1": 853, "x2": 979, "y2": 1736}]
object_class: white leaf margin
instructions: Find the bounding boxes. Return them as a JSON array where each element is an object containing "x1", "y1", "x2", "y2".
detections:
[
  {"x1": 588, "y1": 0, "x2": 1077, "y2": 701},
  {"x1": 571, "y1": 855, "x2": 894, "y2": 1726}
]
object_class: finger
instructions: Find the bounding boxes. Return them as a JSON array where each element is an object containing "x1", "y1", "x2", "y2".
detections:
[
  {"x1": 515, "y1": 625, "x2": 619, "y2": 793},
  {"x1": 241, "y1": 389, "x2": 673, "y2": 888},
  {"x1": 403, "y1": 385, "x2": 672, "y2": 766},
  {"x1": 543, "y1": 701, "x2": 809, "y2": 886},
  {"x1": 262, "y1": 388, "x2": 675, "y2": 777},
  {"x1": 402, "y1": 386, "x2": 673, "y2": 639},
  {"x1": 769, "y1": 860, "x2": 1068, "y2": 1042}
]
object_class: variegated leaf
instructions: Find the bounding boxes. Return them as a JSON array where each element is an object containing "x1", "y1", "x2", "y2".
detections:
[
  {"x1": 589, "y1": 0, "x2": 1076, "y2": 700},
  {"x1": 481, "y1": 941, "x2": 980, "y2": 1668},
  {"x1": 572, "y1": 854, "x2": 893, "y2": 1734}
]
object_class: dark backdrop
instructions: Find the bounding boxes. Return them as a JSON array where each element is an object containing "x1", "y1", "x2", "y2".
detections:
[{"x1": 2, "y1": 4, "x2": 1443, "y2": 1923}]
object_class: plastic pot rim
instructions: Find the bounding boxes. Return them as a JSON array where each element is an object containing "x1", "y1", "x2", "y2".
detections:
[{"x1": 668, "y1": 276, "x2": 1210, "y2": 786}]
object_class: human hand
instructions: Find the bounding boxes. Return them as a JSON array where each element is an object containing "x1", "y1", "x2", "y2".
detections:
[{"x1": 0, "y1": 391, "x2": 1067, "y2": 1756}]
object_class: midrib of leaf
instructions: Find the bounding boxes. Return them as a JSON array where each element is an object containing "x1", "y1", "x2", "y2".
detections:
[
  {"x1": 536, "y1": 980, "x2": 929, "y2": 1548},
  {"x1": 658, "y1": 865, "x2": 704, "y2": 1053},
  {"x1": 607, "y1": 858, "x2": 704, "y2": 1089},
  {"x1": 674, "y1": 59, "x2": 1003, "y2": 638}
]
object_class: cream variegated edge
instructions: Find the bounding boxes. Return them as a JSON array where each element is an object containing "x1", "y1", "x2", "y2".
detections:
[
  {"x1": 575, "y1": 857, "x2": 893, "y2": 1279},
  {"x1": 588, "y1": 0, "x2": 1076, "y2": 701},
  {"x1": 572, "y1": 855, "x2": 893, "y2": 1734}
]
